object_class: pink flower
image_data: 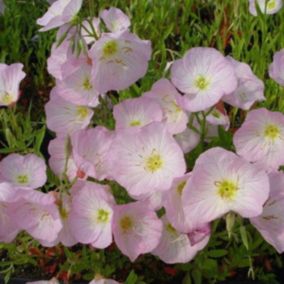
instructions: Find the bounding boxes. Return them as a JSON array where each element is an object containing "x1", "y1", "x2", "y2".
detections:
[
  {"x1": 174, "y1": 128, "x2": 200, "y2": 154},
  {"x1": 233, "y1": 108, "x2": 284, "y2": 172},
  {"x1": 11, "y1": 191, "x2": 62, "y2": 244},
  {"x1": 163, "y1": 173, "x2": 192, "y2": 232},
  {"x1": 0, "y1": 153, "x2": 47, "y2": 190},
  {"x1": 144, "y1": 79, "x2": 188, "y2": 134},
  {"x1": 71, "y1": 127, "x2": 114, "y2": 181},
  {"x1": 170, "y1": 47, "x2": 237, "y2": 112},
  {"x1": 81, "y1": 18, "x2": 101, "y2": 44},
  {"x1": 45, "y1": 88, "x2": 93, "y2": 135},
  {"x1": 249, "y1": 0, "x2": 283, "y2": 16},
  {"x1": 90, "y1": 30, "x2": 151, "y2": 93},
  {"x1": 269, "y1": 49, "x2": 284, "y2": 86},
  {"x1": 222, "y1": 57, "x2": 265, "y2": 110},
  {"x1": 56, "y1": 58, "x2": 102, "y2": 107},
  {"x1": 0, "y1": 182, "x2": 20, "y2": 242},
  {"x1": 251, "y1": 172, "x2": 284, "y2": 253},
  {"x1": 108, "y1": 122, "x2": 186, "y2": 198},
  {"x1": 0, "y1": 63, "x2": 25, "y2": 106},
  {"x1": 37, "y1": 0, "x2": 83, "y2": 32},
  {"x1": 100, "y1": 7, "x2": 130, "y2": 32},
  {"x1": 69, "y1": 181, "x2": 114, "y2": 248},
  {"x1": 48, "y1": 135, "x2": 78, "y2": 181},
  {"x1": 112, "y1": 201, "x2": 162, "y2": 261},
  {"x1": 182, "y1": 147, "x2": 270, "y2": 230},
  {"x1": 152, "y1": 216, "x2": 209, "y2": 264},
  {"x1": 113, "y1": 96, "x2": 163, "y2": 130},
  {"x1": 47, "y1": 40, "x2": 84, "y2": 81},
  {"x1": 26, "y1": 278, "x2": 59, "y2": 284}
]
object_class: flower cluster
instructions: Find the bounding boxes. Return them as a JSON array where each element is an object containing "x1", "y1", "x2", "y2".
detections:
[{"x1": 1, "y1": 0, "x2": 284, "y2": 282}]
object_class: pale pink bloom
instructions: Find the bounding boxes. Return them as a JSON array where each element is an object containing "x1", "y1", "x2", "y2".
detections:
[
  {"x1": 0, "y1": 153, "x2": 46, "y2": 190},
  {"x1": 71, "y1": 127, "x2": 114, "y2": 181},
  {"x1": 269, "y1": 49, "x2": 284, "y2": 86},
  {"x1": 48, "y1": 135, "x2": 78, "y2": 181},
  {"x1": 182, "y1": 147, "x2": 270, "y2": 231},
  {"x1": 171, "y1": 47, "x2": 237, "y2": 112},
  {"x1": 0, "y1": 63, "x2": 25, "y2": 106},
  {"x1": 163, "y1": 173, "x2": 192, "y2": 232},
  {"x1": 41, "y1": 193, "x2": 77, "y2": 247},
  {"x1": 11, "y1": 191, "x2": 62, "y2": 244},
  {"x1": 90, "y1": 30, "x2": 151, "y2": 93},
  {"x1": 69, "y1": 181, "x2": 114, "y2": 248},
  {"x1": 249, "y1": 0, "x2": 283, "y2": 16},
  {"x1": 37, "y1": 0, "x2": 83, "y2": 32},
  {"x1": 81, "y1": 18, "x2": 101, "y2": 45},
  {"x1": 100, "y1": 7, "x2": 130, "y2": 32},
  {"x1": 174, "y1": 128, "x2": 200, "y2": 154},
  {"x1": 188, "y1": 223, "x2": 211, "y2": 246},
  {"x1": 152, "y1": 216, "x2": 209, "y2": 264},
  {"x1": 113, "y1": 96, "x2": 163, "y2": 130},
  {"x1": 0, "y1": 183, "x2": 20, "y2": 242},
  {"x1": 144, "y1": 79, "x2": 188, "y2": 134},
  {"x1": 233, "y1": 108, "x2": 284, "y2": 172},
  {"x1": 89, "y1": 279, "x2": 120, "y2": 284},
  {"x1": 47, "y1": 40, "x2": 84, "y2": 81},
  {"x1": 251, "y1": 172, "x2": 284, "y2": 253},
  {"x1": 45, "y1": 88, "x2": 93, "y2": 135},
  {"x1": 108, "y1": 122, "x2": 186, "y2": 198},
  {"x1": 26, "y1": 278, "x2": 59, "y2": 284},
  {"x1": 56, "y1": 59, "x2": 101, "y2": 107},
  {"x1": 222, "y1": 57, "x2": 265, "y2": 110},
  {"x1": 113, "y1": 201, "x2": 162, "y2": 261}
]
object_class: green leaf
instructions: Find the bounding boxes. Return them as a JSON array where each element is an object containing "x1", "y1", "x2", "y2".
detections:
[
  {"x1": 125, "y1": 270, "x2": 138, "y2": 284},
  {"x1": 240, "y1": 226, "x2": 249, "y2": 250},
  {"x1": 207, "y1": 249, "x2": 228, "y2": 258}
]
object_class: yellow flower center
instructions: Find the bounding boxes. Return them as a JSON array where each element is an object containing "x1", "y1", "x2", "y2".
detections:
[
  {"x1": 267, "y1": 0, "x2": 276, "y2": 10},
  {"x1": 195, "y1": 76, "x2": 210, "y2": 91},
  {"x1": 2, "y1": 93, "x2": 13, "y2": 105},
  {"x1": 59, "y1": 207, "x2": 69, "y2": 220},
  {"x1": 129, "y1": 120, "x2": 141, "y2": 127},
  {"x1": 103, "y1": 40, "x2": 118, "y2": 57},
  {"x1": 176, "y1": 181, "x2": 186, "y2": 196},
  {"x1": 216, "y1": 180, "x2": 238, "y2": 200},
  {"x1": 145, "y1": 152, "x2": 163, "y2": 173},
  {"x1": 82, "y1": 77, "x2": 93, "y2": 91},
  {"x1": 264, "y1": 124, "x2": 280, "y2": 140},
  {"x1": 120, "y1": 215, "x2": 133, "y2": 233},
  {"x1": 17, "y1": 175, "x2": 29, "y2": 184},
  {"x1": 97, "y1": 209, "x2": 110, "y2": 223},
  {"x1": 76, "y1": 106, "x2": 89, "y2": 119},
  {"x1": 166, "y1": 223, "x2": 177, "y2": 235}
]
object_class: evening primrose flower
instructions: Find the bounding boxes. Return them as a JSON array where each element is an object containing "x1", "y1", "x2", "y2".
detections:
[
  {"x1": 48, "y1": 135, "x2": 78, "y2": 181},
  {"x1": 0, "y1": 154, "x2": 47, "y2": 190},
  {"x1": 71, "y1": 127, "x2": 114, "y2": 181},
  {"x1": 251, "y1": 172, "x2": 284, "y2": 253},
  {"x1": 223, "y1": 56, "x2": 265, "y2": 110},
  {"x1": 100, "y1": 7, "x2": 130, "y2": 32},
  {"x1": 182, "y1": 147, "x2": 270, "y2": 230},
  {"x1": 233, "y1": 108, "x2": 284, "y2": 172},
  {"x1": 0, "y1": 63, "x2": 25, "y2": 106},
  {"x1": 37, "y1": 0, "x2": 83, "y2": 32},
  {"x1": 11, "y1": 191, "x2": 63, "y2": 245},
  {"x1": 69, "y1": 181, "x2": 114, "y2": 248},
  {"x1": 57, "y1": 59, "x2": 101, "y2": 107},
  {"x1": 113, "y1": 96, "x2": 163, "y2": 130},
  {"x1": 249, "y1": 0, "x2": 283, "y2": 16},
  {"x1": 152, "y1": 216, "x2": 210, "y2": 264},
  {"x1": 170, "y1": 47, "x2": 237, "y2": 112},
  {"x1": 108, "y1": 122, "x2": 186, "y2": 198},
  {"x1": 269, "y1": 49, "x2": 284, "y2": 86},
  {"x1": 113, "y1": 201, "x2": 162, "y2": 261},
  {"x1": 90, "y1": 30, "x2": 151, "y2": 93},
  {"x1": 45, "y1": 88, "x2": 93, "y2": 135},
  {"x1": 144, "y1": 79, "x2": 188, "y2": 134}
]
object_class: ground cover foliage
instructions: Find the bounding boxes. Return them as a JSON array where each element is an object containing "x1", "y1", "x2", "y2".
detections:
[{"x1": 0, "y1": 0, "x2": 284, "y2": 283}]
